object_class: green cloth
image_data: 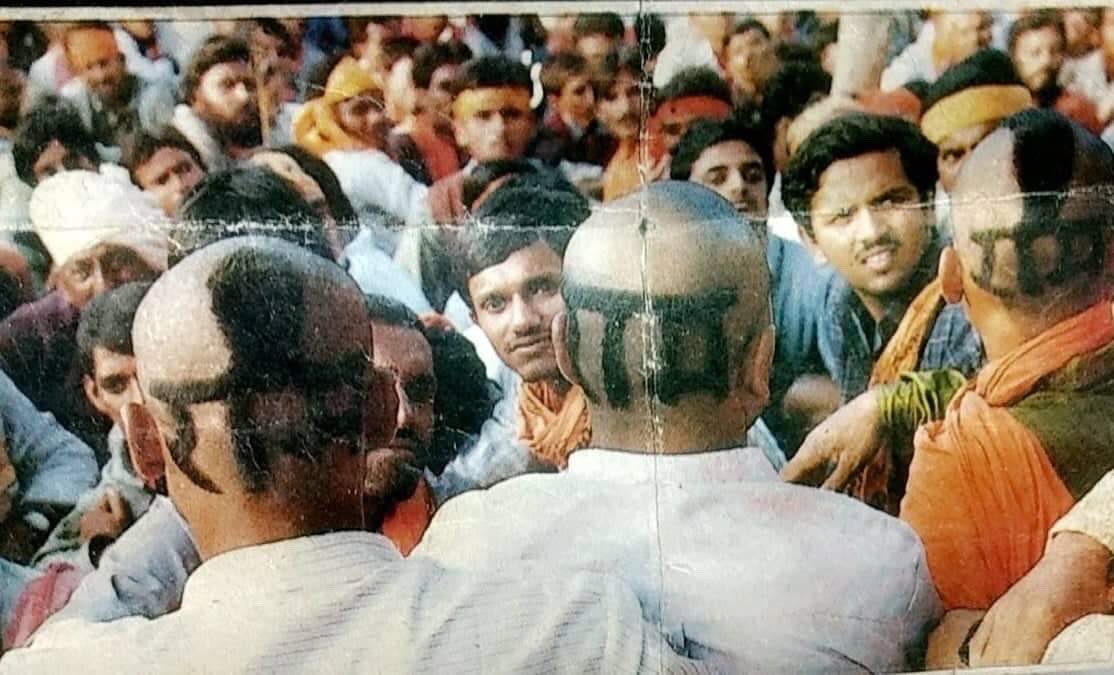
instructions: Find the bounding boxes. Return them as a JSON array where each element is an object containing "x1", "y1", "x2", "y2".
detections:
[{"x1": 877, "y1": 369, "x2": 968, "y2": 441}]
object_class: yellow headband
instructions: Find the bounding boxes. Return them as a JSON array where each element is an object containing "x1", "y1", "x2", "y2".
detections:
[
  {"x1": 453, "y1": 87, "x2": 532, "y2": 122},
  {"x1": 921, "y1": 84, "x2": 1033, "y2": 145},
  {"x1": 293, "y1": 99, "x2": 362, "y2": 157},
  {"x1": 322, "y1": 56, "x2": 382, "y2": 105}
]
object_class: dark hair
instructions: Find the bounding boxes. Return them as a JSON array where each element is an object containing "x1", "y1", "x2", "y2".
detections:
[
  {"x1": 1008, "y1": 10, "x2": 1066, "y2": 54},
  {"x1": 382, "y1": 35, "x2": 421, "y2": 71},
  {"x1": 252, "y1": 145, "x2": 359, "y2": 231},
  {"x1": 592, "y1": 45, "x2": 645, "y2": 99},
  {"x1": 654, "y1": 66, "x2": 733, "y2": 112},
  {"x1": 76, "y1": 281, "x2": 151, "y2": 376},
  {"x1": 761, "y1": 60, "x2": 831, "y2": 126},
  {"x1": 460, "y1": 186, "x2": 590, "y2": 303},
  {"x1": 12, "y1": 97, "x2": 99, "y2": 186},
  {"x1": 541, "y1": 51, "x2": 589, "y2": 96},
  {"x1": 783, "y1": 112, "x2": 939, "y2": 235},
  {"x1": 120, "y1": 127, "x2": 204, "y2": 184},
  {"x1": 452, "y1": 54, "x2": 532, "y2": 96},
  {"x1": 924, "y1": 48, "x2": 1023, "y2": 111},
  {"x1": 730, "y1": 18, "x2": 772, "y2": 41},
  {"x1": 180, "y1": 35, "x2": 251, "y2": 105},
  {"x1": 671, "y1": 108, "x2": 775, "y2": 189},
  {"x1": 902, "y1": 79, "x2": 932, "y2": 103},
  {"x1": 461, "y1": 158, "x2": 538, "y2": 209},
  {"x1": 0, "y1": 267, "x2": 25, "y2": 321},
  {"x1": 174, "y1": 167, "x2": 334, "y2": 265},
  {"x1": 634, "y1": 14, "x2": 666, "y2": 57},
  {"x1": 365, "y1": 292, "x2": 422, "y2": 331},
  {"x1": 573, "y1": 13, "x2": 625, "y2": 40},
  {"x1": 412, "y1": 41, "x2": 472, "y2": 89},
  {"x1": 251, "y1": 19, "x2": 298, "y2": 60},
  {"x1": 425, "y1": 326, "x2": 494, "y2": 474}
]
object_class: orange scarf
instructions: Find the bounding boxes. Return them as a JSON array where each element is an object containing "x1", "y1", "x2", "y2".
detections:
[
  {"x1": 901, "y1": 301, "x2": 1114, "y2": 610},
  {"x1": 517, "y1": 381, "x2": 591, "y2": 469},
  {"x1": 380, "y1": 478, "x2": 436, "y2": 557}
]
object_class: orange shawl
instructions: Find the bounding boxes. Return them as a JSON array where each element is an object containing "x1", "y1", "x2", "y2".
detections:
[
  {"x1": 517, "y1": 381, "x2": 591, "y2": 469},
  {"x1": 409, "y1": 122, "x2": 460, "y2": 183},
  {"x1": 900, "y1": 301, "x2": 1114, "y2": 610},
  {"x1": 380, "y1": 478, "x2": 436, "y2": 557}
]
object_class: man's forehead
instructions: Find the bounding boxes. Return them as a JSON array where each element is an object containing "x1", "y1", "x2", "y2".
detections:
[
  {"x1": 372, "y1": 323, "x2": 433, "y2": 373},
  {"x1": 954, "y1": 130, "x2": 1019, "y2": 201},
  {"x1": 471, "y1": 242, "x2": 562, "y2": 293}
]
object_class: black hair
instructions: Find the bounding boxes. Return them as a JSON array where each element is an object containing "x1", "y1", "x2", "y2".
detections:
[
  {"x1": 412, "y1": 41, "x2": 472, "y2": 89},
  {"x1": 923, "y1": 48, "x2": 1023, "y2": 111},
  {"x1": 174, "y1": 167, "x2": 334, "y2": 266},
  {"x1": 12, "y1": 97, "x2": 100, "y2": 186},
  {"x1": 761, "y1": 60, "x2": 831, "y2": 127},
  {"x1": 730, "y1": 18, "x2": 772, "y2": 41},
  {"x1": 251, "y1": 19, "x2": 298, "y2": 60},
  {"x1": 180, "y1": 35, "x2": 251, "y2": 104},
  {"x1": 425, "y1": 326, "x2": 494, "y2": 474},
  {"x1": 452, "y1": 54, "x2": 533, "y2": 95},
  {"x1": 654, "y1": 66, "x2": 733, "y2": 112},
  {"x1": 782, "y1": 112, "x2": 939, "y2": 235},
  {"x1": 76, "y1": 281, "x2": 151, "y2": 376},
  {"x1": 461, "y1": 158, "x2": 538, "y2": 209},
  {"x1": 902, "y1": 79, "x2": 932, "y2": 103},
  {"x1": 592, "y1": 45, "x2": 645, "y2": 99},
  {"x1": 573, "y1": 13, "x2": 625, "y2": 40},
  {"x1": 381, "y1": 35, "x2": 421, "y2": 71},
  {"x1": 253, "y1": 145, "x2": 359, "y2": 232},
  {"x1": 670, "y1": 107, "x2": 775, "y2": 188},
  {"x1": 634, "y1": 14, "x2": 666, "y2": 58},
  {"x1": 0, "y1": 267, "x2": 24, "y2": 322},
  {"x1": 541, "y1": 51, "x2": 590, "y2": 96},
  {"x1": 364, "y1": 292, "x2": 422, "y2": 331},
  {"x1": 1008, "y1": 10, "x2": 1066, "y2": 55},
  {"x1": 120, "y1": 127, "x2": 204, "y2": 184}
]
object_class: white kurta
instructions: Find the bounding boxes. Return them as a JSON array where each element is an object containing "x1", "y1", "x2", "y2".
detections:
[
  {"x1": 4, "y1": 531, "x2": 708, "y2": 674},
  {"x1": 418, "y1": 447, "x2": 941, "y2": 673}
]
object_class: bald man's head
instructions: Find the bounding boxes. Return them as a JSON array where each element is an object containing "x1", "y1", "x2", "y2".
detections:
[
  {"x1": 132, "y1": 236, "x2": 390, "y2": 497},
  {"x1": 950, "y1": 109, "x2": 1114, "y2": 309},
  {"x1": 559, "y1": 181, "x2": 772, "y2": 431}
]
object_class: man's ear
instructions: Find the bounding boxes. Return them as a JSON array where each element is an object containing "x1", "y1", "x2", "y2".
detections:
[
  {"x1": 363, "y1": 326, "x2": 399, "y2": 451},
  {"x1": 82, "y1": 374, "x2": 114, "y2": 420},
  {"x1": 742, "y1": 324, "x2": 775, "y2": 410},
  {"x1": 551, "y1": 311, "x2": 584, "y2": 389},
  {"x1": 121, "y1": 402, "x2": 168, "y2": 490},
  {"x1": 797, "y1": 224, "x2": 828, "y2": 265},
  {"x1": 939, "y1": 246, "x2": 965, "y2": 305},
  {"x1": 452, "y1": 120, "x2": 469, "y2": 152}
]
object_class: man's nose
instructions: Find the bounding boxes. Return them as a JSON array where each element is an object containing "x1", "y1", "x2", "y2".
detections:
[
  {"x1": 395, "y1": 386, "x2": 415, "y2": 429},
  {"x1": 122, "y1": 378, "x2": 143, "y2": 408},
  {"x1": 509, "y1": 295, "x2": 541, "y2": 333},
  {"x1": 852, "y1": 205, "x2": 888, "y2": 243},
  {"x1": 234, "y1": 82, "x2": 251, "y2": 102}
]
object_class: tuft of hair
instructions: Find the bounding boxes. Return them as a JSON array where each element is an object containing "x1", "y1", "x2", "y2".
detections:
[
  {"x1": 12, "y1": 96, "x2": 100, "y2": 186},
  {"x1": 761, "y1": 60, "x2": 831, "y2": 126},
  {"x1": 541, "y1": 51, "x2": 590, "y2": 96},
  {"x1": 77, "y1": 281, "x2": 152, "y2": 376},
  {"x1": 1008, "y1": 9, "x2": 1066, "y2": 55},
  {"x1": 120, "y1": 127, "x2": 204, "y2": 183},
  {"x1": 179, "y1": 35, "x2": 251, "y2": 105},
  {"x1": 174, "y1": 166, "x2": 334, "y2": 266},
  {"x1": 412, "y1": 41, "x2": 472, "y2": 89},
  {"x1": 923, "y1": 48, "x2": 1023, "y2": 111},
  {"x1": 573, "y1": 13, "x2": 625, "y2": 40},
  {"x1": 1001, "y1": 107, "x2": 1080, "y2": 201},
  {"x1": 461, "y1": 158, "x2": 538, "y2": 209},
  {"x1": 365, "y1": 292, "x2": 422, "y2": 332},
  {"x1": 452, "y1": 54, "x2": 533, "y2": 96},
  {"x1": 782, "y1": 112, "x2": 939, "y2": 236},
  {"x1": 670, "y1": 106, "x2": 774, "y2": 187},
  {"x1": 654, "y1": 66, "x2": 733, "y2": 112},
  {"x1": 251, "y1": 144, "x2": 358, "y2": 230}
]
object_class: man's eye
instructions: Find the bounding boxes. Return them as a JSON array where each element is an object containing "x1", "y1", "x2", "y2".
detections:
[
  {"x1": 832, "y1": 207, "x2": 854, "y2": 223},
  {"x1": 481, "y1": 297, "x2": 505, "y2": 313},
  {"x1": 743, "y1": 168, "x2": 764, "y2": 184},
  {"x1": 706, "y1": 169, "x2": 728, "y2": 186}
]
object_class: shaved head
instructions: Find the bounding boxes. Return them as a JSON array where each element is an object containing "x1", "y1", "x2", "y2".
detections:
[
  {"x1": 951, "y1": 109, "x2": 1114, "y2": 308},
  {"x1": 560, "y1": 181, "x2": 771, "y2": 445},
  {"x1": 134, "y1": 236, "x2": 376, "y2": 494}
]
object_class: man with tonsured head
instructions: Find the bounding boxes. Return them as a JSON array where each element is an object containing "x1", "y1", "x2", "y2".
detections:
[
  {"x1": 4, "y1": 236, "x2": 690, "y2": 673},
  {"x1": 417, "y1": 181, "x2": 939, "y2": 673}
]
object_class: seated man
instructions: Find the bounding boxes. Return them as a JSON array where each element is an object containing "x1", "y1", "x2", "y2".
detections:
[
  {"x1": 417, "y1": 182, "x2": 940, "y2": 673},
  {"x1": 0, "y1": 236, "x2": 700, "y2": 672}
]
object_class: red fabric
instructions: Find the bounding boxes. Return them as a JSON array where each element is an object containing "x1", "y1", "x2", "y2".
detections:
[
  {"x1": 3, "y1": 563, "x2": 84, "y2": 649},
  {"x1": 1056, "y1": 92, "x2": 1104, "y2": 136},
  {"x1": 647, "y1": 96, "x2": 732, "y2": 162},
  {"x1": 409, "y1": 123, "x2": 461, "y2": 183}
]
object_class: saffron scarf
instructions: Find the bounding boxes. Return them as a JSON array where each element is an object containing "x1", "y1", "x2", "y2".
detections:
[
  {"x1": 901, "y1": 300, "x2": 1114, "y2": 610},
  {"x1": 517, "y1": 381, "x2": 591, "y2": 469}
]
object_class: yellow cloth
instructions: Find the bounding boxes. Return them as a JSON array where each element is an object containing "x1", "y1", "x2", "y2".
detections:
[
  {"x1": 517, "y1": 381, "x2": 591, "y2": 469},
  {"x1": 920, "y1": 84, "x2": 1033, "y2": 145},
  {"x1": 294, "y1": 57, "x2": 381, "y2": 157}
]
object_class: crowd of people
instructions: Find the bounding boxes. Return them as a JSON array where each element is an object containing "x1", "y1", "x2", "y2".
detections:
[{"x1": 0, "y1": 8, "x2": 1112, "y2": 672}]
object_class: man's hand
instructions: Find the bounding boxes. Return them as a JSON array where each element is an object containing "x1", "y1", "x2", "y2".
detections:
[
  {"x1": 78, "y1": 489, "x2": 133, "y2": 543},
  {"x1": 969, "y1": 531, "x2": 1114, "y2": 667},
  {"x1": 780, "y1": 388, "x2": 884, "y2": 490}
]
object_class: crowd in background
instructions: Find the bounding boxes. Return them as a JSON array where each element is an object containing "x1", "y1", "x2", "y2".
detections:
[{"x1": 0, "y1": 8, "x2": 1112, "y2": 672}]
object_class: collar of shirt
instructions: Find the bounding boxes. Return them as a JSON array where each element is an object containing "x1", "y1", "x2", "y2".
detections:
[
  {"x1": 566, "y1": 446, "x2": 778, "y2": 485},
  {"x1": 182, "y1": 531, "x2": 400, "y2": 607}
]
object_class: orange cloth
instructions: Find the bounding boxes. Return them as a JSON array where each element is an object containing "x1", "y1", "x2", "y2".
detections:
[
  {"x1": 294, "y1": 56, "x2": 382, "y2": 157},
  {"x1": 517, "y1": 381, "x2": 591, "y2": 469},
  {"x1": 900, "y1": 301, "x2": 1114, "y2": 610},
  {"x1": 602, "y1": 139, "x2": 640, "y2": 202},
  {"x1": 380, "y1": 478, "x2": 436, "y2": 557},
  {"x1": 646, "y1": 96, "x2": 732, "y2": 163},
  {"x1": 408, "y1": 122, "x2": 460, "y2": 182}
]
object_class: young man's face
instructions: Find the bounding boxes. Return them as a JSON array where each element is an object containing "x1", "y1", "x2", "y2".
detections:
[
  {"x1": 806, "y1": 150, "x2": 932, "y2": 304},
  {"x1": 32, "y1": 139, "x2": 97, "y2": 185},
  {"x1": 334, "y1": 94, "x2": 390, "y2": 150},
  {"x1": 192, "y1": 61, "x2": 260, "y2": 135},
  {"x1": 385, "y1": 56, "x2": 417, "y2": 124},
  {"x1": 575, "y1": 34, "x2": 616, "y2": 71},
  {"x1": 688, "y1": 139, "x2": 769, "y2": 223},
  {"x1": 59, "y1": 245, "x2": 159, "y2": 309},
  {"x1": 596, "y1": 71, "x2": 640, "y2": 140},
  {"x1": 454, "y1": 87, "x2": 536, "y2": 162},
  {"x1": 1012, "y1": 26, "x2": 1065, "y2": 95},
  {"x1": 468, "y1": 240, "x2": 564, "y2": 382},
  {"x1": 66, "y1": 28, "x2": 128, "y2": 105},
  {"x1": 372, "y1": 322, "x2": 436, "y2": 465},
  {"x1": 134, "y1": 147, "x2": 205, "y2": 217},
  {"x1": 659, "y1": 108, "x2": 710, "y2": 155},
  {"x1": 556, "y1": 74, "x2": 595, "y2": 128},
  {"x1": 84, "y1": 346, "x2": 140, "y2": 428},
  {"x1": 725, "y1": 28, "x2": 777, "y2": 102},
  {"x1": 936, "y1": 120, "x2": 997, "y2": 194},
  {"x1": 425, "y1": 64, "x2": 461, "y2": 120}
]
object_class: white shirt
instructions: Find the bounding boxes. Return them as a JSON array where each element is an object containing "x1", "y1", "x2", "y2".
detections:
[
  {"x1": 6, "y1": 531, "x2": 708, "y2": 674},
  {"x1": 418, "y1": 447, "x2": 940, "y2": 673}
]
